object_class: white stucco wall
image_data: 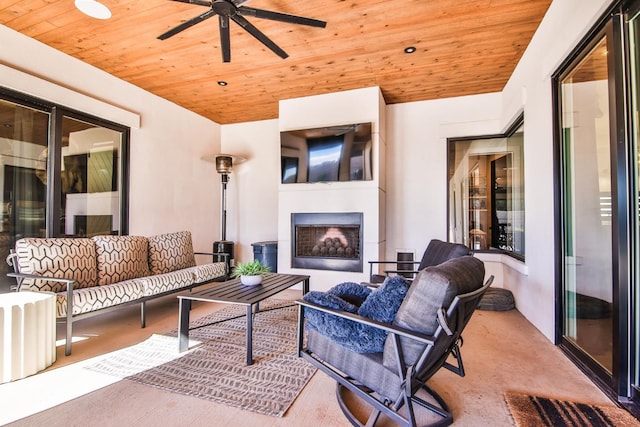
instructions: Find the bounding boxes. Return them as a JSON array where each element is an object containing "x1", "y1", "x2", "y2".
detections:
[{"x1": 220, "y1": 119, "x2": 281, "y2": 261}]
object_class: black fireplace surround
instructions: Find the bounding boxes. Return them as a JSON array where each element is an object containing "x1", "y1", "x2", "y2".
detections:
[{"x1": 291, "y1": 212, "x2": 363, "y2": 272}]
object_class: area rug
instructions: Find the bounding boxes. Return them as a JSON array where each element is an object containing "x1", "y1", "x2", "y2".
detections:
[
  {"x1": 85, "y1": 299, "x2": 316, "y2": 417},
  {"x1": 505, "y1": 391, "x2": 640, "y2": 427}
]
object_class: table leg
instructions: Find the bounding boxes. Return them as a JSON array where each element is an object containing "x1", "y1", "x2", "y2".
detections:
[
  {"x1": 246, "y1": 304, "x2": 253, "y2": 365},
  {"x1": 178, "y1": 298, "x2": 191, "y2": 352}
]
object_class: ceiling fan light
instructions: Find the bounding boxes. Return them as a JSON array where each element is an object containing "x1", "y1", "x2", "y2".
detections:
[{"x1": 75, "y1": 0, "x2": 112, "y2": 20}]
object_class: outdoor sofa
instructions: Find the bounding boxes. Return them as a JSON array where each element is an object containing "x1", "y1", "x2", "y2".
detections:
[{"x1": 6, "y1": 230, "x2": 227, "y2": 355}]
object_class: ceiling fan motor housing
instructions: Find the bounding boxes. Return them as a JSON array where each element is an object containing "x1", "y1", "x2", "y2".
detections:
[{"x1": 212, "y1": 0, "x2": 236, "y2": 17}]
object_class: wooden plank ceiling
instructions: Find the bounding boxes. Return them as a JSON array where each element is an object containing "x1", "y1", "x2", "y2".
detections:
[{"x1": 0, "y1": 0, "x2": 552, "y2": 125}]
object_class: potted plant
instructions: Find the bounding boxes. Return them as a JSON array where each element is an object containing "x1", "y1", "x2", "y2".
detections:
[{"x1": 230, "y1": 260, "x2": 271, "y2": 285}]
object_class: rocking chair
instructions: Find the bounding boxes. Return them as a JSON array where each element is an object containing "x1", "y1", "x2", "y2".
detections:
[{"x1": 297, "y1": 256, "x2": 492, "y2": 427}]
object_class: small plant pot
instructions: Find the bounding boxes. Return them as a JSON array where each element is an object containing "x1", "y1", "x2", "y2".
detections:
[{"x1": 240, "y1": 275, "x2": 262, "y2": 286}]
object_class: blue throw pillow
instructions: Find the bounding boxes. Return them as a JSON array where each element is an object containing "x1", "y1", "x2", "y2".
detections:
[
  {"x1": 359, "y1": 276, "x2": 409, "y2": 322},
  {"x1": 303, "y1": 277, "x2": 409, "y2": 353},
  {"x1": 328, "y1": 281, "x2": 372, "y2": 306},
  {"x1": 303, "y1": 290, "x2": 359, "y2": 312},
  {"x1": 302, "y1": 289, "x2": 358, "y2": 333}
]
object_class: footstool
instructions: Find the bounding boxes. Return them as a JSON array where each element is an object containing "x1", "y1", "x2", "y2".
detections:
[{"x1": 1, "y1": 291, "x2": 56, "y2": 383}]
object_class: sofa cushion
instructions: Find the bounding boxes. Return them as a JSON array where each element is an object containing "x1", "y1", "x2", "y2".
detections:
[
  {"x1": 92, "y1": 235, "x2": 150, "y2": 286},
  {"x1": 140, "y1": 269, "x2": 194, "y2": 297},
  {"x1": 185, "y1": 262, "x2": 227, "y2": 283},
  {"x1": 15, "y1": 238, "x2": 97, "y2": 292},
  {"x1": 56, "y1": 278, "x2": 145, "y2": 317},
  {"x1": 147, "y1": 231, "x2": 196, "y2": 275}
]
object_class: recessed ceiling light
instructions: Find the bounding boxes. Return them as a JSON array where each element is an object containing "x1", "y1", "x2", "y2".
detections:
[
  {"x1": 217, "y1": 81, "x2": 228, "y2": 86},
  {"x1": 404, "y1": 46, "x2": 416, "y2": 54},
  {"x1": 74, "y1": 0, "x2": 112, "y2": 20}
]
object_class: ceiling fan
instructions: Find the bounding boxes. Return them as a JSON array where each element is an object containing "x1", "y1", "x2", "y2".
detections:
[{"x1": 158, "y1": 0, "x2": 327, "y2": 62}]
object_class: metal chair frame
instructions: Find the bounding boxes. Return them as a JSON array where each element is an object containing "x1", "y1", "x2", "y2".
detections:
[{"x1": 297, "y1": 276, "x2": 493, "y2": 427}]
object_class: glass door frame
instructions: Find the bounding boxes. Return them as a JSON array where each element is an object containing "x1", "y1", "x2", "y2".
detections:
[
  {"x1": 625, "y1": 0, "x2": 640, "y2": 412},
  {"x1": 553, "y1": 1, "x2": 637, "y2": 410},
  {"x1": 51, "y1": 107, "x2": 130, "y2": 237}
]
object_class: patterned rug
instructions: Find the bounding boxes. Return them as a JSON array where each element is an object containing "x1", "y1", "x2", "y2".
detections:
[
  {"x1": 505, "y1": 392, "x2": 640, "y2": 427},
  {"x1": 85, "y1": 299, "x2": 316, "y2": 417}
]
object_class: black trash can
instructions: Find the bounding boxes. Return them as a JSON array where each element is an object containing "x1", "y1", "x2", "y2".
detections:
[{"x1": 252, "y1": 241, "x2": 278, "y2": 273}]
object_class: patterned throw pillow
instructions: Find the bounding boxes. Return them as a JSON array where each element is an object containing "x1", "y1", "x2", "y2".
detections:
[
  {"x1": 147, "y1": 231, "x2": 196, "y2": 275},
  {"x1": 14, "y1": 238, "x2": 97, "y2": 292},
  {"x1": 92, "y1": 235, "x2": 150, "y2": 286}
]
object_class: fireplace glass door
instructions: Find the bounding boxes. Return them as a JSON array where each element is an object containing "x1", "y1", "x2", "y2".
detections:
[{"x1": 291, "y1": 212, "x2": 363, "y2": 272}]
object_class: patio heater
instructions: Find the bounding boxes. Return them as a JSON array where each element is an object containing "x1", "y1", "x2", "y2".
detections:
[{"x1": 212, "y1": 154, "x2": 245, "y2": 275}]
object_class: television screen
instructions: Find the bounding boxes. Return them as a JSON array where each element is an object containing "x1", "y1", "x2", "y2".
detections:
[{"x1": 280, "y1": 123, "x2": 373, "y2": 183}]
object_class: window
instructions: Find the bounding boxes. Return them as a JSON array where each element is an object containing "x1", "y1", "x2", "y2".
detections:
[
  {"x1": 0, "y1": 87, "x2": 129, "y2": 289},
  {"x1": 447, "y1": 117, "x2": 525, "y2": 259}
]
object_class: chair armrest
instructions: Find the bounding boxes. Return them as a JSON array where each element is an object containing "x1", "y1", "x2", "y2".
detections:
[
  {"x1": 368, "y1": 260, "x2": 420, "y2": 266},
  {"x1": 7, "y1": 272, "x2": 75, "y2": 285},
  {"x1": 296, "y1": 299, "x2": 435, "y2": 346},
  {"x1": 7, "y1": 272, "x2": 75, "y2": 294},
  {"x1": 382, "y1": 269, "x2": 419, "y2": 276},
  {"x1": 8, "y1": 272, "x2": 76, "y2": 317},
  {"x1": 368, "y1": 260, "x2": 421, "y2": 280}
]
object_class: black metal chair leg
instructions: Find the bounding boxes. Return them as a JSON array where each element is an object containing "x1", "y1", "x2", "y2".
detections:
[{"x1": 141, "y1": 301, "x2": 146, "y2": 328}]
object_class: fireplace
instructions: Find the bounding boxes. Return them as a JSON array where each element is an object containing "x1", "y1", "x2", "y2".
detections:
[{"x1": 291, "y1": 212, "x2": 363, "y2": 272}]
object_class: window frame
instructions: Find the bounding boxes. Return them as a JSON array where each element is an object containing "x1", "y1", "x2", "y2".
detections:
[{"x1": 446, "y1": 114, "x2": 525, "y2": 261}]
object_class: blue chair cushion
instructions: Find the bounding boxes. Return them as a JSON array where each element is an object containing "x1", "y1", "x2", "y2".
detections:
[{"x1": 303, "y1": 276, "x2": 409, "y2": 353}]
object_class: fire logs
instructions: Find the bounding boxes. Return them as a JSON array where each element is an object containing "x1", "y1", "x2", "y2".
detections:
[{"x1": 311, "y1": 237, "x2": 357, "y2": 258}]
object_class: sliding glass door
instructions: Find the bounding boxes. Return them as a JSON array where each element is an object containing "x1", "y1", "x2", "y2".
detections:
[
  {"x1": 0, "y1": 98, "x2": 49, "y2": 289},
  {"x1": 556, "y1": 1, "x2": 639, "y2": 413},
  {"x1": 0, "y1": 88, "x2": 129, "y2": 292},
  {"x1": 58, "y1": 114, "x2": 123, "y2": 238},
  {"x1": 558, "y1": 34, "x2": 614, "y2": 377}
]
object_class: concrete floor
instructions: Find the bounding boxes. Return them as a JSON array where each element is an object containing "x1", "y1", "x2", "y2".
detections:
[{"x1": 0, "y1": 289, "x2": 620, "y2": 426}]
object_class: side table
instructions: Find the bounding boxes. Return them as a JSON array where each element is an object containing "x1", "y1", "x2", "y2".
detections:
[{"x1": 1, "y1": 291, "x2": 56, "y2": 383}]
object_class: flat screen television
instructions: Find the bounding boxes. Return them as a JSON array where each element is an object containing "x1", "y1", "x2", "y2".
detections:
[{"x1": 280, "y1": 123, "x2": 373, "y2": 183}]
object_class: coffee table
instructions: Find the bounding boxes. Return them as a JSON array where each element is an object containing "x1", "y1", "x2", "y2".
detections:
[{"x1": 177, "y1": 273, "x2": 310, "y2": 365}]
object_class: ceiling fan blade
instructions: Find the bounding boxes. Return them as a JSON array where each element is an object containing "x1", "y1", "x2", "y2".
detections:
[
  {"x1": 231, "y1": 14, "x2": 288, "y2": 59},
  {"x1": 158, "y1": 9, "x2": 217, "y2": 40},
  {"x1": 237, "y1": 6, "x2": 326, "y2": 28},
  {"x1": 169, "y1": 0, "x2": 213, "y2": 7},
  {"x1": 219, "y1": 15, "x2": 231, "y2": 62}
]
